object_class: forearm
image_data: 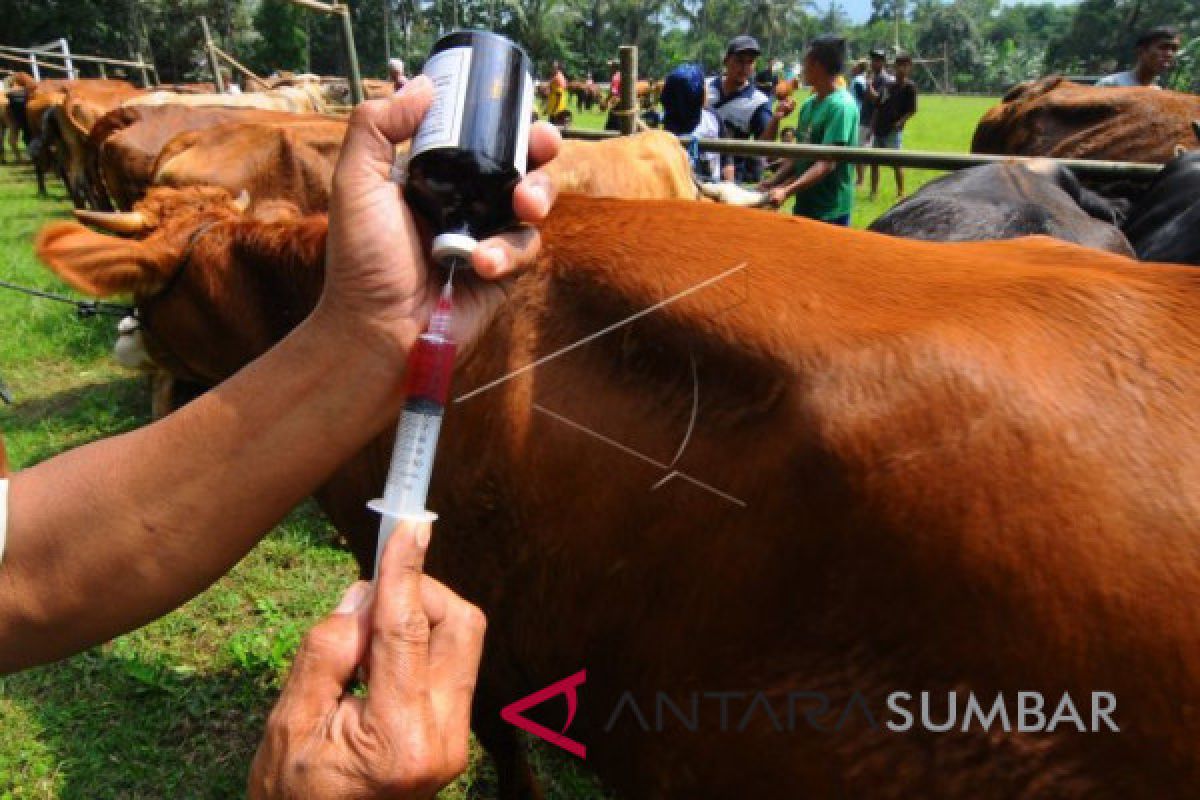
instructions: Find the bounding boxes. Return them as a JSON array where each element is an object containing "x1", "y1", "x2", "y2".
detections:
[
  {"x1": 0, "y1": 308, "x2": 411, "y2": 672},
  {"x1": 761, "y1": 116, "x2": 783, "y2": 143},
  {"x1": 761, "y1": 160, "x2": 794, "y2": 189},
  {"x1": 780, "y1": 160, "x2": 835, "y2": 197}
]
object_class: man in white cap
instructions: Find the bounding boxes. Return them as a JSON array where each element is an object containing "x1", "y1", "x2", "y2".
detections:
[{"x1": 389, "y1": 58, "x2": 407, "y2": 92}]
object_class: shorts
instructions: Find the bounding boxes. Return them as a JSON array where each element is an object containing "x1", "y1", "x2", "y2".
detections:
[
  {"x1": 826, "y1": 214, "x2": 851, "y2": 227},
  {"x1": 857, "y1": 125, "x2": 873, "y2": 147},
  {"x1": 873, "y1": 130, "x2": 903, "y2": 149}
]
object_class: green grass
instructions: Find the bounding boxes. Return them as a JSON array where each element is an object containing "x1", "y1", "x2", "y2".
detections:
[
  {"x1": 566, "y1": 93, "x2": 999, "y2": 228},
  {"x1": 0, "y1": 92, "x2": 996, "y2": 799}
]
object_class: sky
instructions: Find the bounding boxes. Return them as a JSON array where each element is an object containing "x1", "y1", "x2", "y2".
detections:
[{"x1": 840, "y1": 0, "x2": 1078, "y2": 24}]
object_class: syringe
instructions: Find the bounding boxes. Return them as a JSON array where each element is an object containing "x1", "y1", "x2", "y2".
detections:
[{"x1": 367, "y1": 265, "x2": 460, "y2": 575}]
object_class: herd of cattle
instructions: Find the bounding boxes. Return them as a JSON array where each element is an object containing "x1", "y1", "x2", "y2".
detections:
[{"x1": 6, "y1": 69, "x2": 1200, "y2": 796}]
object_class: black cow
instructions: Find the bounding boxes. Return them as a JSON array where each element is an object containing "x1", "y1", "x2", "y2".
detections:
[
  {"x1": 1122, "y1": 142, "x2": 1200, "y2": 266},
  {"x1": 869, "y1": 160, "x2": 1133, "y2": 255}
]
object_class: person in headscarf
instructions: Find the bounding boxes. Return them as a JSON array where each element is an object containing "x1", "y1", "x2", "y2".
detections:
[{"x1": 661, "y1": 63, "x2": 721, "y2": 181}]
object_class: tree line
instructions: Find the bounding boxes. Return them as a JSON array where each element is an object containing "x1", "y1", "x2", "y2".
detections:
[{"x1": 1, "y1": 0, "x2": 1196, "y2": 93}]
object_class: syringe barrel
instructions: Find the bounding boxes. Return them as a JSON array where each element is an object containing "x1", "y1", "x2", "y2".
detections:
[{"x1": 374, "y1": 400, "x2": 443, "y2": 569}]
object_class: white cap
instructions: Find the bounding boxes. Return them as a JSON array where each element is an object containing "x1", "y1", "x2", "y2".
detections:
[
  {"x1": 388, "y1": 58, "x2": 405, "y2": 73},
  {"x1": 431, "y1": 232, "x2": 478, "y2": 264}
]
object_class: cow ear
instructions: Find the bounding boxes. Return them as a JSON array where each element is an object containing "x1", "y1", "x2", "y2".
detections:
[{"x1": 35, "y1": 222, "x2": 169, "y2": 298}]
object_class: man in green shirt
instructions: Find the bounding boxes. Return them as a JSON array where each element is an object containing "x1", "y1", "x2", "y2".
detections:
[{"x1": 761, "y1": 35, "x2": 859, "y2": 226}]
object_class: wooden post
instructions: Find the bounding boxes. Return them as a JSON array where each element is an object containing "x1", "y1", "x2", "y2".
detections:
[
  {"x1": 383, "y1": 0, "x2": 391, "y2": 64},
  {"x1": 98, "y1": 62, "x2": 107, "y2": 78},
  {"x1": 201, "y1": 16, "x2": 226, "y2": 93},
  {"x1": 943, "y1": 41, "x2": 950, "y2": 95},
  {"x1": 136, "y1": 51, "x2": 150, "y2": 87},
  {"x1": 336, "y1": 3, "x2": 365, "y2": 105},
  {"x1": 29, "y1": 53, "x2": 39, "y2": 81},
  {"x1": 618, "y1": 45, "x2": 637, "y2": 136}
]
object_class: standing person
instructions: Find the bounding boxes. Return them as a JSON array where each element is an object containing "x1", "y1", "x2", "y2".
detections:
[
  {"x1": 869, "y1": 52, "x2": 917, "y2": 201},
  {"x1": 849, "y1": 59, "x2": 870, "y2": 185},
  {"x1": 864, "y1": 48, "x2": 890, "y2": 195},
  {"x1": 545, "y1": 61, "x2": 569, "y2": 125},
  {"x1": 661, "y1": 63, "x2": 722, "y2": 181},
  {"x1": 760, "y1": 35, "x2": 859, "y2": 226},
  {"x1": 388, "y1": 58, "x2": 407, "y2": 92},
  {"x1": 1096, "y1": 27, "x2": 1181, "y2": 88},
  {"x1": 707, "y1": 35, "x2": 792, "y2": 184}
]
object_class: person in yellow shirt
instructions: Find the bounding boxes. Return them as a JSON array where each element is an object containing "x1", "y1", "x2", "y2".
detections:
[{"x1": 546, "y1": 61, "x2": 569, "y2": 124}]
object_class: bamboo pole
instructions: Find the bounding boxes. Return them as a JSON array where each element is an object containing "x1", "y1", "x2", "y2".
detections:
[
  {"x1": 200, "y1": 16, "x2": 226, "y2": 93},
  {"x1": 336, "y1": 3, "x2": 365, "y2": 105},
  {"x1": 0, "y1": 46, "x2": 152, "y2": 70},
  {"x1": 560, "y1": 129, "x2": 1164, "y2": 181},
  {"x1": 618, "y1": 45, "x2": 637, "y2": 136},
  {"x1": 210, "y1": 43, "x2": 265, "y2": 86}
]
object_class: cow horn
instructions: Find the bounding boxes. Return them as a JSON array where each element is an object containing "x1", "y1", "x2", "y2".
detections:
[
  {"x1": 73, "y1": 209, "x2": 149, "y2": 236},
  {"x1": 233, "y1": 189, "x2": 251, "y2": 213}
]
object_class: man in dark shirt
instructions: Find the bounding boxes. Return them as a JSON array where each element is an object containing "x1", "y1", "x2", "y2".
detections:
[{"x1": 869, "y1": 52, "x2": 917, "y2": 201}]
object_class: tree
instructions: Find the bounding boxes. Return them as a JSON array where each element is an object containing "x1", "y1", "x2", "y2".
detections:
[
  {"x1": 1046, "y1": 0, "x2": 1200, "y2": 75},
  {"x1": 251, "y1": 0, "x2": 308, "y2": 75},
  {"x1": 916, "y1": 4, "x2": 983, "y2": 90}
]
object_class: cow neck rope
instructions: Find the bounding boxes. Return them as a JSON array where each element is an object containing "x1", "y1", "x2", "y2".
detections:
[
  {"x1": 0, "y1": 279, "x2": 132, "y2": 319},
  {"x1": 134, "y1": 219, "x2": 223, "y2": 385}
]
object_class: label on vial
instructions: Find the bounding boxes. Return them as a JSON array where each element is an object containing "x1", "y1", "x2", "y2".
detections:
[
  {"x1": 412, "y1": 46, "x2": 473, "y2": 156},
  {"x1": 514, "y1": 72, "x2": 534, "y2": 175}
]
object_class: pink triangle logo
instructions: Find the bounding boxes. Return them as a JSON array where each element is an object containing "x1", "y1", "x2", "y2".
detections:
[{"x1": 500, "y1": 669, "x2": 587, "y2": 759}]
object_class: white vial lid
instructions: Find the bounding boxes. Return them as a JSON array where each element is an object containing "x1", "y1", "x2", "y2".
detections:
[{"x1": 432, "y1": 232, "x2": 478, "y2": 264}]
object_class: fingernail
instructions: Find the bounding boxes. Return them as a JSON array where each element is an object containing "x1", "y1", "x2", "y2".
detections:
[
  {"x1": 526, "y1": 174, "x2": 552, "y2": 213},
  {"x1": 415, "y1": 521, "x2": 431, "y2": 549},
  {"x1": 335, "y1": 581, "x2": 371, "y2": 614},
  {"x1": 477, "y1": 244, "x2": 504, "y2": 273}
]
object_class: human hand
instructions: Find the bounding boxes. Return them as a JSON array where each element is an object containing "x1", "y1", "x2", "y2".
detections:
[
  {"x1": 768, "y1": 187, "x2": 789, "y2": 207},
  {"x1": 774, "y1": 98, "x2": 796, "y2": 118},
  {"x1": 248, "y1": 518, "x2": 486, "y2": 799},
  {"x1": 318, "y1": 75, "x2": 562, "y2": 360}
]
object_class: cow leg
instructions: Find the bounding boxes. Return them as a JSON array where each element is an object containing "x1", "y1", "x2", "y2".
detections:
[{"x1": 472, "y1": 702, "x2": 543, "y2": 800}]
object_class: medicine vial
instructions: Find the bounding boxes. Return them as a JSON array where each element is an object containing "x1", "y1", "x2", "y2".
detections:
[{"x1": 405, "y1": 30, "x2": 535, "y2": 264}]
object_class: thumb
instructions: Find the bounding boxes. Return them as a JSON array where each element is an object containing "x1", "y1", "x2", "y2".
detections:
[
  {"x1": 277, "y1": 581, "x2": 373, "y2": 719},
  {"x1": 337, "y1": 75, "x2": 434, "y2": 175}
]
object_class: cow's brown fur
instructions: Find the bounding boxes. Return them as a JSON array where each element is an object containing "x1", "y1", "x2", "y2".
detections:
[
  {"x1": 149, "y1": 117, "x2": 346, "y2": 213},
  {"x1": 36, "y1": 191, "x2": 1200, "y2": 797},
  {"x1": 972, "y1": 76, "x2": 1200, "y2": 164},
  {"x1": 90, "y1": 106, "x2": 337, "y2": 210},
  {"x1": 56, "y1": 83, "x2": 148, "y2": 207},
  {"x1": 544, "y1": 131, "x2": 698, "y2": 200}
]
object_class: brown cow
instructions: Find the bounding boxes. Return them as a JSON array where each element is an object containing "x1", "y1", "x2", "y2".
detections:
[
  {"x1": 89, "y1": 106, "x2": 340, "y2": 210},
  {"x1": 543, "y1": 130, "x2": 698, "y2": 200},
  {"x1": 148, "y1": 116, "x2": 347, "y2": 213},
  {"x1": 122, "y1": 86, "x2": 327, "y2": 114},
  {"x1": 36, "y1": 191, "x2": 1200, "y2": 798},
  {"x1": 972, "y1": 76, "x2": 1200, "y2": 165},
  {"x1": 24, "y1": 79, "x2": 133, "y2": 195},
  {"x1": 1, "y1": 73, "x2": 36, "y2": 162},
  {"x1": 54, "y1": 81, "x2": 148, "y2": 207}
]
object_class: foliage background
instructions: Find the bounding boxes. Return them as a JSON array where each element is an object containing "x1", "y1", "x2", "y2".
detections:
[{"x1": 1, "y1": 0, "x2": 1197, "y2": 92}]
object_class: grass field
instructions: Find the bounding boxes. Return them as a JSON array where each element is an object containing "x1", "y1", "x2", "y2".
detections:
[{"x1": 0, "y1": 93, "x2": 995, "y2": 798}]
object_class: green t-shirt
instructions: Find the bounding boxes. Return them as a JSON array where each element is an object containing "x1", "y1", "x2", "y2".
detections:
[{"x1": 790, "y1": 88, "x2": 859, "y2": 221}]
